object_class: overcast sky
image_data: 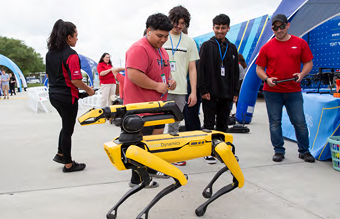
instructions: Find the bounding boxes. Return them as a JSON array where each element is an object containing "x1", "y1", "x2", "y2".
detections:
[{"x1": 0, "y1": 0, "x2": 282, "y2": 67}]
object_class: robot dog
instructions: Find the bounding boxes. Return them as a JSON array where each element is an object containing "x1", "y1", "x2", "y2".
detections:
[{"x1": 78, "y1": 101, "x2": 244, "y2": 219}]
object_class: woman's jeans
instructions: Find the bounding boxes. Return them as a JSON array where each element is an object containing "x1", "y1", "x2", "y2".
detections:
[{"x1": 263, "y1": 91, "x2": 310, "y2": 155}]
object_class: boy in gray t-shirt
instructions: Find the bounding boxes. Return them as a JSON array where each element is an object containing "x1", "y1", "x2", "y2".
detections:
[{"x1": 1, "y1": 68, "x2": 10, "y2": 99}]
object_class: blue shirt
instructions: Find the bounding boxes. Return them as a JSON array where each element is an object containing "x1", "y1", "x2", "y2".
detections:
[{"x1": 1, "y1": 73, "x2": 10, "y2": 86}]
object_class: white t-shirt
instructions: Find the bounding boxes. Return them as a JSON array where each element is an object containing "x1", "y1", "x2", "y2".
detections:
[{"x1": 163, "y1": 33, "x2": 200, "y2": 95}]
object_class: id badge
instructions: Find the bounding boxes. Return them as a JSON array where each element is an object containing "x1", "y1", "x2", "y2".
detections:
[
  {"x1": 170, "y1": 61, "x2": 176, "y2": 72},
  {"x1": 161, "y1": 74, "x2": 166, "y2": 83},
  {"x1": 221, "y1": 66, "x2": 225, "y2": 76}
]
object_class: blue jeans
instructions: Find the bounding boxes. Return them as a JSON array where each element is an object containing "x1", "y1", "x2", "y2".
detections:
[{"x1": 263, "y1": 91, "x2": 309, "y2": 155}]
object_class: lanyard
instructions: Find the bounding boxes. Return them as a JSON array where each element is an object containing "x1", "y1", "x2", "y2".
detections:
[
  {"x1": 144, "y1": 35, "x2": 163, "y2": 69},
  {"x1": 170, "y1": 33, "x2": 182, "y2": 57},
  {"x1": 215, "y1": 39, "x2": 228, "y2": 65},
  {"x1": 158, "y1": 49, "x2": 163, "y2": 69}
]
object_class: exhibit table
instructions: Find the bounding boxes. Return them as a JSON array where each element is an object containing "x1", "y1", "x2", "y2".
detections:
[{"x1": 282, "y1": 93, "x2": 340, "y2": 160}]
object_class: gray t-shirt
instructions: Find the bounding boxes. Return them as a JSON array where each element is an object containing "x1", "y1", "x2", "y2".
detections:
[
  {"x1": 238, "y1": 64, "x2": 246, "y2": 81},
  {"x1": 1, "y1": 73, "x2": 10, "y2": 86}
]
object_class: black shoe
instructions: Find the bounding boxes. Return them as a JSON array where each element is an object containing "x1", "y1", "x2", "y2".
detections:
[
  {"x1": 299, "y1": 152, "x2": 315, "y2": 163},
  {"x1": 62, "y1": 161, "x2": 86, "y2": 172},
  {"x1": 272, "y1": 153, "x2": 285, "y2": 162},
  {"x1": 53, "y1": 154, "x2": 65, "y2": 164}
]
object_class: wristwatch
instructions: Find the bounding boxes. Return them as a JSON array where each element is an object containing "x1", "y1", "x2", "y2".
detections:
[{"x1": 264, "y1": 77, "x2": 269, "y2": 84}]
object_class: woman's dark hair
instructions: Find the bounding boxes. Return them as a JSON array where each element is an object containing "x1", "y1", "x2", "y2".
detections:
[
  {"x1": 146, "y1": 13, "x2": 173, "y2": 32},
  {"x1": 213, "y1": 14, "x2": 230, "y2": 26},
  {"x1": 238, "y1": 53, "x2": 247, "y2": 69},
  {"x1": 99, "y1": 53, "x2": 112, "y2": 65},
  {"x1": 47, "y1": 19, "x2": 76, "y2": 51},
  {"x1": 168, "y1": 5, "x2": 191, "y2": 28}
]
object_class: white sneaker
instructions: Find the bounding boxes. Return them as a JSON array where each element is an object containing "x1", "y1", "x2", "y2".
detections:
[{"x1": 204, "y1": 156, "x2": 217, "y2": 164}]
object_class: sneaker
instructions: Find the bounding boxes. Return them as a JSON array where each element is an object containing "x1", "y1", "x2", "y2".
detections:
[
  {"x1": 53, "y1": 154, "x2": 65, "y2": 164},
  {"x1": 299, "y1": 152, "x2": 315, "y2": 163},
  {"x1": 272, "y1": 153, "x2": 285, "y2": 162},
  {"x1": 149, "y1": 172, "x2": 170, "y2": 179},
  {"x1": 173, "y1": 161, "x2": 187, "y2": 166},
  {"x1": 62, "y1": 161, "x2": 86, "y2": 172},
  {"x1": 204, "y1": 156, "x2": 216, "y2": 164},
  {"x1": 129, "y1": 181, "x2": 159, "y2": 188}
]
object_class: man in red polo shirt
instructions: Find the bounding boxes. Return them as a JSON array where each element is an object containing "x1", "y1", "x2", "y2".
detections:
[{"x1": 256, "y1": 14, "x2": 315, "y2": 163}]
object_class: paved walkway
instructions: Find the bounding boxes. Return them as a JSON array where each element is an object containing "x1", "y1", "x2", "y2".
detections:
[{"x1": 0, "y1": 91, "x2": 339, "y2": 219}]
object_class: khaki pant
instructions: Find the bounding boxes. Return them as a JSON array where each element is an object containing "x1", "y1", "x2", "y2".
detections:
[
  {"x1": 100, "y1": 83, "x2": 116, "y2": 107},
  {"x1": 2, "y1": 84, "x2": 9, "y2": 97}
]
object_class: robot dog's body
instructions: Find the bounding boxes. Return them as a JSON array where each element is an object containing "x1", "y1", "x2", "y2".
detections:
[{"x1": 79, "y1": 101, "x2": 244, "y2": 219}]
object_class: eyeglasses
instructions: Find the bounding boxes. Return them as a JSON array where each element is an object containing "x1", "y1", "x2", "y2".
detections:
[{"x1": 272, "y1": 24, "x2": 286, "y2": 31}]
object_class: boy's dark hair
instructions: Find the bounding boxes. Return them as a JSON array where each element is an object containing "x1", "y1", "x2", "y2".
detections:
[
  {"x1": 146, "y1": 13, "x2": 173, "y2": 31},
  {"x1": 213, "y1": 14, "x2": 230, "y2": 26},
  {"x1": 168, "y1": 5, "x2": 191, "y2": 28}
]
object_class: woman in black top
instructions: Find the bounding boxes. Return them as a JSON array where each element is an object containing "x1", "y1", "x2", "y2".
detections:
[
  {"x1": 46, "y1": 19, "x2": 95, "y2": 172},
  {"x1": 9, "y1": 73, "x2": 16, "y2": 95}
]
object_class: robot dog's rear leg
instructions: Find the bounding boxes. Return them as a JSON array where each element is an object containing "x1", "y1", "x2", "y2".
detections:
[
  {"x1": 106, "y1": 167, "x2": 150, "y2": 219},
  {"x1": 201, "y1": 166, "x2": 229, "y2": 199},
  {"x1": 136, "y1": 179, "x2": 183, "y2": 219},
  {"x1": 195, "y1": 180, "x2": 239, "y2": 217},
  {"x1": 195, "y1": 139, "x2": 244, "y2": 217},
  {"x1": 201, "y1": 137, "x2": 232, "y2": 199}
]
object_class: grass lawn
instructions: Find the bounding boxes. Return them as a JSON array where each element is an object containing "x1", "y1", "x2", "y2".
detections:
[{"x1": 27, "y1": 83, "x2": 44, "y2": 88}]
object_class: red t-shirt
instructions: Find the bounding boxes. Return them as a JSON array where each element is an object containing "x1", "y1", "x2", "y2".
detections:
[
  {"x1": 124, "y1": 37, "x2": 170, "y2": 105},
  {"x1": 116, "y1": 73, "x2": 125, "y2": 99},
  {"x1": 256, "y1": 35, "x2": 313, "y2": 92},
  {"x1": 97, "y1": 62, "x2": 116, "y2": 84}
]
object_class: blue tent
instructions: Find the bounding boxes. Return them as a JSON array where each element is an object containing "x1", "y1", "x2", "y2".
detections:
[
  {"x1": 43, "y1": 54, "x2": 98, "y2": 87},
  {"x1": 0, "y1": 54, "x2": 27, "y2": 91},
  {"x1": 236, "y1": 0, "x2": 340, "y2": 123}
]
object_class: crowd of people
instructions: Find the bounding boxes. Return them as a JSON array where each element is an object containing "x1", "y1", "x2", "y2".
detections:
[{"x1": 43, "y1": 7, "x2": 315, "y2": 187}]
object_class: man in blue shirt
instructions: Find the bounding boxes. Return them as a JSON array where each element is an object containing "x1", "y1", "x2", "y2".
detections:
[{"x1": 1, "y1": 68, "x2": 10, "y2": 99}]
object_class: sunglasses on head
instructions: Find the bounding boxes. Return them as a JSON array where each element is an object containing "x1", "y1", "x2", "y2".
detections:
[{"x1": 272, "y1": 23, "x2": 286, "y2": 31}]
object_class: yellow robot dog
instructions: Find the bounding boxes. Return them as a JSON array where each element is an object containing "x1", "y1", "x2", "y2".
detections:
[{"x1": 78, "y1": 101, "x2": 244, "y2": 219}]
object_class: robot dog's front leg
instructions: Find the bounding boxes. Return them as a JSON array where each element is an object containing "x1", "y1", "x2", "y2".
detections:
[
  {"x1": 106, "y1": 166, "x2": 151, "y2": 219},
  {"x1": 117, "y1": 145, "x2": 187, "y2": 219},
  {"x1": 195, "y1": 139, "x2": 244, "y2": 217}
]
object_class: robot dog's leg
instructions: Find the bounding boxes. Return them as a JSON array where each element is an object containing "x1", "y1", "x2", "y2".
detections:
[
  {"x1": 125, "y1": 145, "x2": 188, "y2": 219},
  {"x1": 201, "y1": 166, "x2": 229, "y2": 199},
  {"x1": 195, "y1": 140, "x2": 244, "y2": 217},
  {"x1": 106, "y1": 167, "x2": 150, "y2": 219},
  {"x1": 136, "y1": 179, "x2": 183, "y2": 219},
  {"x1": 195, "y1": 181, "x2": 239, "y2": 216}
]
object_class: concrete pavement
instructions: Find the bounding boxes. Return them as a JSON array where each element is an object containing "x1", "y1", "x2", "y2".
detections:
[{"x1": 0, "y1": 91, "x2": 339, "y2": 219}]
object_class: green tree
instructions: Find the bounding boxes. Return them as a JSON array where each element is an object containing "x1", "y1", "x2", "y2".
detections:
[{"x1": 0, "y1": 36, "x2": 45, "y2": 76}]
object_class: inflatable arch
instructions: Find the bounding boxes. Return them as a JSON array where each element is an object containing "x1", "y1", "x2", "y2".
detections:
[{"x1": 0, "y1": 54, "x2": 27, "y2": 91}]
